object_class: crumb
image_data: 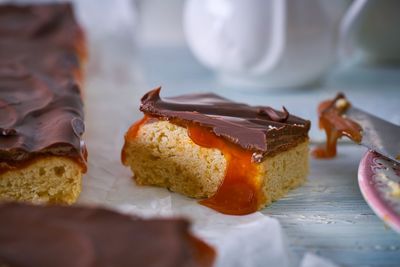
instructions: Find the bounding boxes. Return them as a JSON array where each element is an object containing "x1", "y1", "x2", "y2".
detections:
[
  {"x1": 389, "y1": 181, "x2": 400, "y2": 198},
  {"x1": 335, "y1": 98, "x2": 349, "y2": 111}
]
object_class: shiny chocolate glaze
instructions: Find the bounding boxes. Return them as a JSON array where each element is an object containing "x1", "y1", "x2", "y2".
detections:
[
  {"x1": 0, "y1": 3, "x2": 86, "y2": 171},
  {"x1": 0, "y1": 42, "x2": 82, "y2": 81},
  {"x1": 140, "y1": 88, "x2": 310, "y2": 162},
  {"x1": 0, "y1": 203, "x2": 215, "y2": 267},
  {"x1": 0, "y1": 3, "x2": 86, "y2": 56},
  {"x1": 0, "y1": 67, "x2": 85, "y2": 165}
]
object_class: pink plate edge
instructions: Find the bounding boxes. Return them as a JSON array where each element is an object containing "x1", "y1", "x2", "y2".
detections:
[{"x1": 358, "y1": 151, "x2": 400, "y2": 234}]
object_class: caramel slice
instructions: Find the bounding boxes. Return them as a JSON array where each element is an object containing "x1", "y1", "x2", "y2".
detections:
[
  {"x1": 0, "y1": 3, "x2": 86, "y2": 204},
  {"x1": 122, "y1": 88, "x2": 310, "y2": 215}
]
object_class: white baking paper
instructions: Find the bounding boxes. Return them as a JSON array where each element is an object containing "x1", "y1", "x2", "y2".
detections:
[{"x1": 300, "y1": 253, "x2": 339, "y2": 267}]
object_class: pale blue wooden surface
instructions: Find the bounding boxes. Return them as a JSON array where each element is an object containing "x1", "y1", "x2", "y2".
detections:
[
  {"x1": 268, "y1": 145, "x2": 400, "y2": 267},
  {"x1": 131, "y1": 46, "x2": 400, "y2": 267}
]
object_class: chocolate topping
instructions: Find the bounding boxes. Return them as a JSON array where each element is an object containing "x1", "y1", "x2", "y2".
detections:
[
  {"x1": 0, "y1": 43, "x2": 82, "y2": 81},
  {"x1": 140, "y1": 88, "x2": 310, "y2": 162},
  {"x1": 0, "y1": 203, "x2": 215, "y2": 267},
  {"x1": 0, "y1": 71, "x2": 85, "y2": 162},
  {"x1": 0, "y1": 3, "x2": 85, "y2": 56},
  {"x1": 0, "y1": 3, "x2": 86, "y2": 170}
]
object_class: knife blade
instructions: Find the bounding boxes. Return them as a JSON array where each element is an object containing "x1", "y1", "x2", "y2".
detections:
[{"x1": 346, "y1": 107, "x2": 400, "y2": 164}]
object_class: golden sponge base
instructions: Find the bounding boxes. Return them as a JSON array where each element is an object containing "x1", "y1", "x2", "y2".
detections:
[
  {"x1": 0, "y1": 156, "x2": 82, "y2": 204},
  {"x1": 123, "y1": 120, "x2": 309, "y2": 210}
]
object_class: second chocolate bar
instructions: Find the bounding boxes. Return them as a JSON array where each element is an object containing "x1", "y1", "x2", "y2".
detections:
[{"x1": 0, "y1": 3, "x2": 87, "y2": 204}]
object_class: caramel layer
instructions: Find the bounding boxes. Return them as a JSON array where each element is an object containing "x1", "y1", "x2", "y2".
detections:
[{"x1": 188, "y1": 124, "x2": 262, "y2": 215}]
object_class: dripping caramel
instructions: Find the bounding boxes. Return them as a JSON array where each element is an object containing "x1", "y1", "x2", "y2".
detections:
[
  {"x1": 188, "y1": 124, "x2": 262, "y2": 215},
  {"x1": 123, "y1": 116, "x2": 264, "y2": 215},
  {"x1": 313, "y1": 93, "x2": 362, "y2": 158}
]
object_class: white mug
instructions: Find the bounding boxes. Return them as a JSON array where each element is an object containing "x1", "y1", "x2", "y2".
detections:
[
  {"x1": 184, "y1": 0, "x2": 350, "y2": 89},
  {"x1": 340, "y1": 0, "x2": 400, "y2": 65}
]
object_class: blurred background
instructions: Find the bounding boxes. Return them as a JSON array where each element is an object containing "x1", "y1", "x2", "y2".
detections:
[{"x1": 92, "y1": 0, "x2": 400, "y2": 141}]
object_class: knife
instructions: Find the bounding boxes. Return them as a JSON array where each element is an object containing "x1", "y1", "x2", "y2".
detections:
[{"x1": 346, "y1": 107, "x2": 400, "y2": 164}]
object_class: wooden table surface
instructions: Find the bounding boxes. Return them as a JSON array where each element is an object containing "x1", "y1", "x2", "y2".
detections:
[
  {"x1": 86, "y1": 41, "x2": 400, "y2": 267},
  {"x1": 267, "y1": 145, "x2": 400, "y2": 267}
]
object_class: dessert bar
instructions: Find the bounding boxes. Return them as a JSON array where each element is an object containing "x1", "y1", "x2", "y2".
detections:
[
  {"x1": 122, "y1": 88, "x2": 310, "y2": 215},
  {"x1": 0, "y1": 3, "x2": 86, "y2": 204},
  {"x1": 0, "y1": 202, "x2": 215, "y2": 267}
]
